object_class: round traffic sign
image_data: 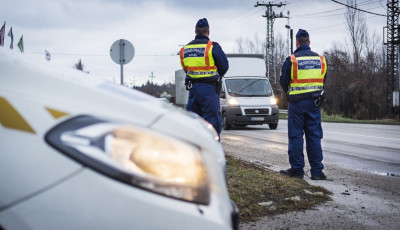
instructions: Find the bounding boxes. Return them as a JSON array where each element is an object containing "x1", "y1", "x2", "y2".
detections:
[{"x1": 110, "y1": 39, "x2": 135, "y2": 65}]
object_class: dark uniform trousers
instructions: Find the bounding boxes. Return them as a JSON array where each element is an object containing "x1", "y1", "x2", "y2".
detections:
[
  {"x1": 288, "y1": 99, "x2": 324, "y2": 176},
  {"x1": 187, "y1": 82, "x2": 222, "y2": 136}
]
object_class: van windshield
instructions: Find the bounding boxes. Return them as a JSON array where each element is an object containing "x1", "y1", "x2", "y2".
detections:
[{"x1": 225, "y1": 79, "x2": 273, "y2": 97}]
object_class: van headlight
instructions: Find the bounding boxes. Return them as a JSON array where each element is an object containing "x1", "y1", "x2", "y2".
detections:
[
  {"x1": 270, "y1": 97, "x2": 277, "y2": 105},
  {"x1": 228, "y1": 97, "x2": 239, "y2": 106},
  {"x1": 45, "y1": 115, "x2": 209, "y2": 204}
]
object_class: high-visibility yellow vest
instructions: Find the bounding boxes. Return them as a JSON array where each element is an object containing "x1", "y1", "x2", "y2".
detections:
[
  {"x1": 180, "y1": 41, "x2": 218, "y2": 78},
  {"x1": 289, "y1": 54, "x2": 327, "y2": 95}
]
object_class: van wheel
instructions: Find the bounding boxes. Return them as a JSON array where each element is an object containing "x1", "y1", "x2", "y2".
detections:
[
  {"x1": 223, "y1": 113, "x2": 231, "y2": 130},
  {"x1": 269, "y1": 123, "x2": 278, "y2": 130}
]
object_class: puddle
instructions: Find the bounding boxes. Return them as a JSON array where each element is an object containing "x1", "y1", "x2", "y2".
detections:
[
  {"x1": 386, "y1": 173, "x2": 400, "y2": 177},
  {"x1": 365, "y1": 170, "x2": 400, "y2": 177}
]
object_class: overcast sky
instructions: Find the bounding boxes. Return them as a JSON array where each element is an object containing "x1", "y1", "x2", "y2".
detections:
[{"x1": 1, "y1": 0, "x2": 387, "y2": 86}]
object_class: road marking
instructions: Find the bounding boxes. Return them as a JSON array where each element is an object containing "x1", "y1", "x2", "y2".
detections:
[{"x1": 325, "y1": 131, "x2": 400, "y2": 141}]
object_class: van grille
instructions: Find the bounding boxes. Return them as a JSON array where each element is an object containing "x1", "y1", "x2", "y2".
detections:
[{"x1": 244, "y1": 109, "x2": 269, "y2": 115}]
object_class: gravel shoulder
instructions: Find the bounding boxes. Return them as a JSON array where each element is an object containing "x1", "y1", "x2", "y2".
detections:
[{"x1": 221, "y1": 136, "x2": 400, "y2": 230}]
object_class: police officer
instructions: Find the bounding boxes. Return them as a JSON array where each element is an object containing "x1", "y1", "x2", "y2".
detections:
[
  {"x1": 180, "y1": 18, "x2": 229, "y2": 138},
  {"x1": 279, "y1": 29, "x2": 327, "y2": 180}
]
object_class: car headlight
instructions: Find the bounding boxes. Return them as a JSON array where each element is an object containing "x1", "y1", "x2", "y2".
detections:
[
  {"x1": 201, "y1": 120, "x2": 219, "y2": 141},
  {"x1": 45, "y1": 115, "x2": 210, "y2": 204},
  {"x1": 183, "y1": 110, "x2": 220, "y2": 142},
  {"x1": 270, "y1": 97, "x2": 277, "y2": 105},
  {"x1": 228, "y1": 97, "x2": 239, "y2": 106}
]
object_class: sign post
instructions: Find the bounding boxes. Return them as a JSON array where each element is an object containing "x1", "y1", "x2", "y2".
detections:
[{"x1": 110, "y1": 39, "x2": 135, "y2": 85}]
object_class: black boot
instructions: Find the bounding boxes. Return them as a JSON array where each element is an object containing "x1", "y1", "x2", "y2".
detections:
[
  {"x1": 279, "y1": 168, "x2": 304, "y2": 179},
  {"x1": 311, "y1": 172, "x2": 327, "y2": 180}
]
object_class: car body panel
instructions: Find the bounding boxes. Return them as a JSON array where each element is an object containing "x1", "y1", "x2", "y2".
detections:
[
  {"x1": 0, "y1": 116, "x2": 83, "y2": 210},
  {"x1": 0, "y1": 49, "x2": 234, "y2": 229},
  {"x1": 0, "y1": 169, "x2": 229, "y2": 230},
  {"x1": 0, "y1": 50, "x2": 167, "y2": 209}
]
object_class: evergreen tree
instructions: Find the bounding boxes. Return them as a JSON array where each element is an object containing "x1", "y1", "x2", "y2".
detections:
[{"x1": 75, "y1": 59, "x2": 84, "y2": 71}]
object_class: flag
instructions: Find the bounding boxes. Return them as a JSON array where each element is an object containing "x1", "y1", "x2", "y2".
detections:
[
  {"x1": 8, "y1": 27, "x2": 13, "y2": 49},
  {"x1": 0, "y1": 21, "x2": 5, "y2": 47},
  {"x1": 17, "y1": 35, "x2": 23, "y2": 52},
  {"x1": 45, "y1": 50, "x2": 51, "y2": 61}
]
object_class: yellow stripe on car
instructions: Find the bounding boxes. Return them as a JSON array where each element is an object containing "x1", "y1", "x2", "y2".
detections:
[
  {"x1": 45, "y1": 107, "x2": 69, "y2": 119},
  {"x1": 0, "y1": 97, "x2": 35, "y2": 134}
]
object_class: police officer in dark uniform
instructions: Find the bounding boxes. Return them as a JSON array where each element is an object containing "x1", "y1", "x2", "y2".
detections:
[
  {"x1": 180, "y1": 18, "x2": 229, "y2": 138},
  {"x1": 279, "y1": 29, "x2": 328, "y2": 180}
]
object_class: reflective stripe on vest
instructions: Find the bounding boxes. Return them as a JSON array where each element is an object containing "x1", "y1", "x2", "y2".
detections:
[
  {"x1": 180, "y1": 41, "x2": 218, "y2": 78},
  {"x1": 289, "y1": 54, "x2": 327, "y2": 95},
  {"x1": 289, "y1": 86, "x2": 324, "y2": 92}
]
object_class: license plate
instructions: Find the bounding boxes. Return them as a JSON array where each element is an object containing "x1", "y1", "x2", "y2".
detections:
[{"x1": 250, "y1": 117, "x2": 264, "y2": 121}]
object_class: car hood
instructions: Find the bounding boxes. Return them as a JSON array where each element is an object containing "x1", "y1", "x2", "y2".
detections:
[{"x1": 1, "y1": 49, "x2": 216, "y2": 144}]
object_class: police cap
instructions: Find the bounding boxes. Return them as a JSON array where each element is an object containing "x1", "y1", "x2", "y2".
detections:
[
  {"x1": 296, "y1": 29, "x2": 309, "y2": 38},
  {"x1": 196, "y1": 18, "x2": 209, "y2": 28}
]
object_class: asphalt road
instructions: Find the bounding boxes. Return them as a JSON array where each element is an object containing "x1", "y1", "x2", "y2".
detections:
[
  {"x1": 222, "y1": 120, "x2": 400, "y2": 176},
  {"x1": 220, "y1": 120, "x2": 400, "y2": 230}
]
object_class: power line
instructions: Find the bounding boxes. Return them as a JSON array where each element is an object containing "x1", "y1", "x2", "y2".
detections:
[
  {"x1": 295, "y1": 0, "x2": 383, "y2": 16},
  {"x1": 300, "y1": 6, "x2": 385, "y2": 18},
  {"x1": 379, "y1": 0, "x2": 387, "y2": 10},
  {"x1": 290, "y1": 0, "x2": 384, "y2": 19},
  {"x1": 331, "y1": 0, "x2": 386, "y2": 16},
  {"x1": 308, "y1": 14, "x2": 380, "y2": 31},
  {"x1": 213, "y1": 6, "x2": 258, "y2": 30},
  {"x1": 285, "y1": 0, "x2": 307, "y2": 4},
  {"x1": 29, "y1": 51, "x2": 176, "y2": 57},
  {"x1": 214, "y1": 7, "x2": 264, "y2": 34},
  {"x1": 295, "y1": 7, "x2": 345, "y2": 17}
]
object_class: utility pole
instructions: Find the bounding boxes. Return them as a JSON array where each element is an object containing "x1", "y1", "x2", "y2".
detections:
[
  {"x1": 127, "y1": 76, "x2": 137, "y2": 88},
  {"x1": 255, "y1": 1, "x2": 288, "y2": 84},
  {"x1": 285, "y1": 11, "x2": 293, "y2": 55},
  {"x1": 285, "y1": 11, "x2": 290, "y2": 55},
  {"x1": 386, "y1": 0, "x2": 400, "y2": 116},
  {"x1": 149, "y1": 71, "x2": 155, "y2": 84}
]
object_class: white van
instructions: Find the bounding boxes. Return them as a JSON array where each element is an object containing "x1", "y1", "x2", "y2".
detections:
[{"x1": 220, "y1": 54, "x2": 279, "y2": 130}]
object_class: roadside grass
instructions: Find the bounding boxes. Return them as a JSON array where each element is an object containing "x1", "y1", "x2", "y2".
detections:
[
  {"x1": 226, "y1": 155, "x2": 332, "y2": 222},
  {"x1": 279, "y1": 112, "x2": 400, "y2": 125}
]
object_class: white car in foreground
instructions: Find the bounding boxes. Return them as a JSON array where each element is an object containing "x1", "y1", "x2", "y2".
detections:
[{"x1": 0, "y1": 49, "x2": 238, "y2": 230}]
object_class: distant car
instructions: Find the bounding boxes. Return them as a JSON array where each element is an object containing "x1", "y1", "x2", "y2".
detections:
[{"x1": 0, "y1": 49, "x2": 238, "y2": 230}]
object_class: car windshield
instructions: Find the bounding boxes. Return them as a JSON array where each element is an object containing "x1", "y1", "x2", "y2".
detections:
[{"x1": 225, "y1": 78, "x2": 273, "y2": 97}]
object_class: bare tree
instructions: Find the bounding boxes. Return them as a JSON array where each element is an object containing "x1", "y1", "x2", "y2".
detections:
[
  {"x1": 345, "y1": 0, "x2": 368, "y2": 66},
  {"x1": 234, "y1": 33, "x2": 264, "y2": 54},
  {"x1": 324, "y1": 34, "x2": 388, "y2": 119},
  {"x1": 274, "y1": 33, "x2": 287, "y2": 73},
  {"x1": 235, "y1": 37, "x2": 245, "y2": 54}
]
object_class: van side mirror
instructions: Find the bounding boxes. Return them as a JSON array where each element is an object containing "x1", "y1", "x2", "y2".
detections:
[{"x1": 220, "y1": 92, "x2": 226, "y2": 99}]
